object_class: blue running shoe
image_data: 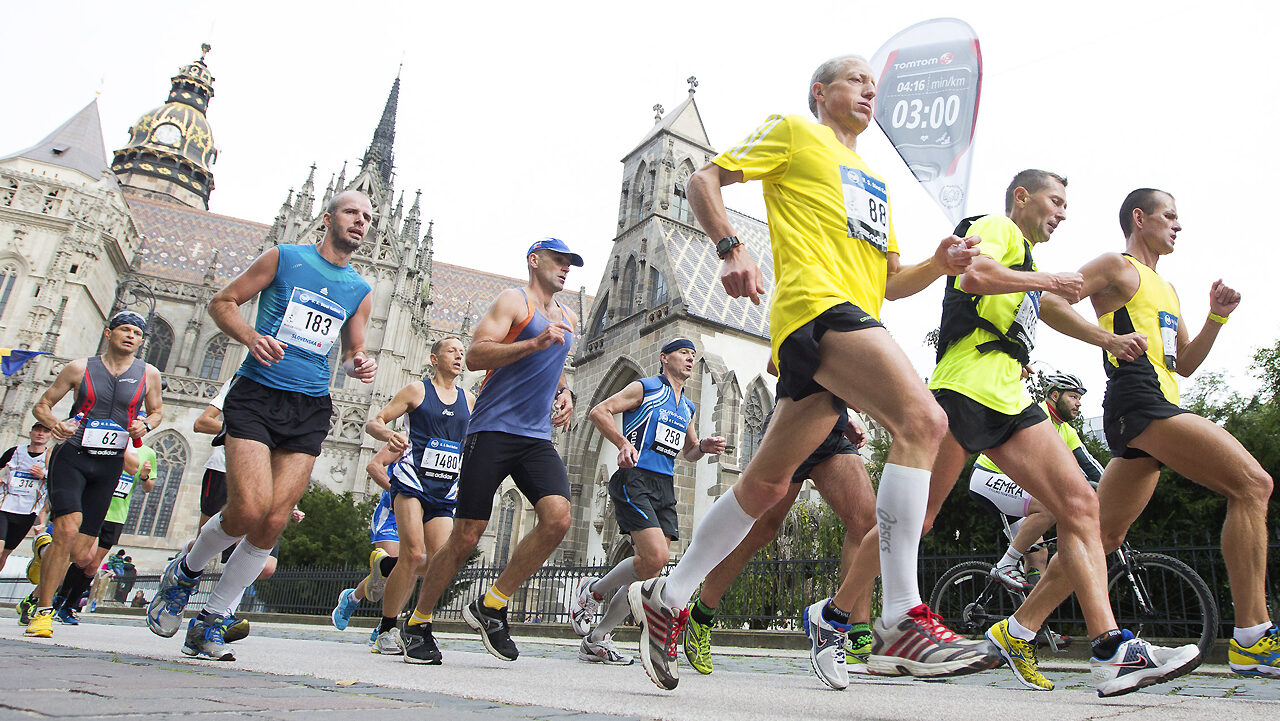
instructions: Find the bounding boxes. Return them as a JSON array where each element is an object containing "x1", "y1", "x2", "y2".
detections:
[
  {"x1": 54, "y1": 608, "x2": 79, "y2": 625},
  {"x1": 147, "y1": 554, "x2": 200, "y2": 638},
  {"x1": 331, "y1": 588, "x2": 358, "y2": 630},
  {"x1": 369, "y1": 625, "x2": 379, "y2": 643},
  {"x1": 803, "y1": 598, "x2": 850, "y2": 690},
  {"x1": 181, "y1": 614, "x2": 234, "y2": 661}
]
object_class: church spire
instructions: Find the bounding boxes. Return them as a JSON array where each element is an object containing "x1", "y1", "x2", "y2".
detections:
[{"x1": 361, "y1": 75, "x2": 399, "y2": 185}]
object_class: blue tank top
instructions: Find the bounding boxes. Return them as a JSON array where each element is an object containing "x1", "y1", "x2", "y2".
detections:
[
  {"x1": 467, "y1": 289, "x2": 574, "y2": 440},
  {"x1": 237, "y1": 243, "x2": 371, "y2": 396},
  {"x1": 400, "y1": 380, "x2": 470, "y2": 503},
  {"x1": 622, "y1": 375, "x2": 696, "y2": 476}
]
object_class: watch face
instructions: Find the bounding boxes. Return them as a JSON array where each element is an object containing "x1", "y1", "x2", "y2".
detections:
[{"x1": 152, "y1": 123, "x2": 182, "y2": 147}]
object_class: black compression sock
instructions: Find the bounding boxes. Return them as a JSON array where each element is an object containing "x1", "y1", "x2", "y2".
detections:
[
  {"x1": 379, "y1": 555, "x2": 398, "y2": 576},
  {"x1": 379, "y1": 616, "x2": 398, "y2": 633},
  {"x1": 1091, "y1": 629, "x2": 1125, "y2": 660},
  {"x1": 690, "y1": 597, "x2": 716, "y2": 626},
  {"x1": 822, "y1": 600, "x2": 851, "y2": 626},
  {"x1": 179, "y1": 559, "x2": 202, "y2": 579}
]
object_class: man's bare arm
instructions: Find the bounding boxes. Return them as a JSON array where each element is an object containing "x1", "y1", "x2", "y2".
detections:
[
  {"x1": 467, "y1": 289, "x2": 570, "y2": 371},
  {"x1": 209, "y1": 248, "x2": 283, "y2": 366},
  {"x1": 885, "y1": 236, "x2": 980, "y2": 300},
  {"x1": 33, "y1": 360, "x2": 85, "y2": 440}
]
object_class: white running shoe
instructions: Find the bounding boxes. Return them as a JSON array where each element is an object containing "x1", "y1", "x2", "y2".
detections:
[
  {"x1": 802, "y1": 598, "x2": 850, "y2": 690},
  {"x1": 628, "y1": 577, "x2": 686, "y2": 691},
  {"x1": 579, "y1": 634, "x2": 635, "y2": 665},
  {"x1": 568, "y1": 576, "x2": 602, "y2": 637},
  {"x1": 1092, "y1": 636, "x2": 1199, "y2": 697},
  {"x1": 373, "y1": 628, "x2": 403, "y2": 655},
  {"x1": 989, "y1": 564, "x2": 1032, "y2": 592}
]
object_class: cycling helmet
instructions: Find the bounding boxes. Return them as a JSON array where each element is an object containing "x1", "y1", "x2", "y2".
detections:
[{"x1": 1043, "y1": 371, "x2": 1086, "y2": 395}]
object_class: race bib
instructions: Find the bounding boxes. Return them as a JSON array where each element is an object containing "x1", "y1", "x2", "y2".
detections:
[
  {"x1": 10, "y1": 469, "x2": 39, "y2": 490},
  {"x1": 81, "y1": 419, "x2": 128, "y2": 454},
  {"x1": 650, "y1": 421, "x2": 687, "y2": 459},
  {"x1": 1158, "y1": 310, "x2": 1179, "y2": 371},
  {"x1": 1010, "y1": 290, "x2": 1041, "y2": 351},
  {"x1": 276, "y1": 287, "x2": 347, "y2": 355},
  {"x1": 113, "y1": 473, "x2": 134, "y2": 499},
  {"x1": 841, "y1": 166, "x2": 890, "y2": 253},
  {"x1": 419, "y1": 438, "x2": 462, "y2": 479}
]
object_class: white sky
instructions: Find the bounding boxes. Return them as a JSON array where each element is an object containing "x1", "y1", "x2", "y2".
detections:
[{"x1": 4, "y1": 0, "x2": 1276, "y2": 416}]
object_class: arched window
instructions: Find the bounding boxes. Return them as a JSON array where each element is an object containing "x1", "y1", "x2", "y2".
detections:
[
  {"x1": 672, "y1": 181, "x2": 693, "y2": 224},
  {"x1": 587, "y1": 292, "x2": 609, "y2": 339},
  {"x1": 0, "y1": 264, "x2": 19, "y2": 319},
  {"x1": 493, "y1": 492, "x2": 519, "y2": 566},
  {"x1": 124, "y1": 432, "x2": 188, "y2": 537},
  {"x1": 630, "y1": 162, "x2": 648, "y2": 227},
  {"x1": 144, "y1": 317, "x2": 173, "y2": 372},
  {"x1": 649, "y1": 267, "x2": 667, "y2": 306},
  {"x1": 198, "y1": 334, "x2": 228, "y2": 379},
  {"x1": 741, "y1": 384, "x2": 772, "y2": 467},
  {"x1": 620, "y1": 257, "x2": 638, "y2": 317}
]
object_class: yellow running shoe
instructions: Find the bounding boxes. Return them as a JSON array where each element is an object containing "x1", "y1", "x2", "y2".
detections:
[
  {"x1": 25, "y1": 608, "x2": 53, "y2": 638},
  {"x1": 26, "y1": 532, "x2": 51, "y2": 585},
  {"x1": 684, "y1": 611, "x2": 713, "y2": 675},
  {"x1": 1230, "y1": 626, "x2": 1280, "y2": 677},
  {"x1": 986, "y1": 618, "x2": 1053, "y2": 690}
]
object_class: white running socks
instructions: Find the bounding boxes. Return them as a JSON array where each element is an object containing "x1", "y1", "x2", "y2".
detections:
[
  {"x1": 205, "y1": 541, "x2": 272, "y2": 617},
  {"x1": 184, "y1": 513, "x2": 243, "y2": 571},
  {"x1": 876, "y1": 463, "x2": 930, "y2": 621},
  {"x1": 662, "y1": 487, "x2": 755, "y2": 610}
]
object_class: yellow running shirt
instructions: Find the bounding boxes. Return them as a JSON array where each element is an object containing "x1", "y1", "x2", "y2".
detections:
[
  {"x1": 929, "y1": 215, "x2": 1037, "y2": 415},
  {"x1": 1099, "y1": 255, "x2": 1182, "y2": 405},
  {"x1": 974, "y1": 401, "x2": 1081, "y2": 474},
  {"x1": 713, "y1": 115, "x2": 899, "y2": 364}
]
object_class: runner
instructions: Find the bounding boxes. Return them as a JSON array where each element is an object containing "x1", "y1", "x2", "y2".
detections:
[
  {"x1": 683, "y1": 393, "x2": 875, "y2": 688},
  {"x1": 569, "y1": 338, "x2": 725, "y2": 666},
  {"x1": 362, "y1": 336, "x2": 474, "y2": 662},
  {"x1": 969, "y1": 371, "x2": 1101, "y2": 591},
  {"x1": 24, "y1": 310, "x2": 163, "y2": 639},
  {"x1": 405, "y1": 237, "x2": 580, "y2": 664},
  {"x1": 628, "y1": 55, "x2": 988, "y2": 691},
  {"x1": 0, "y1": 421, "x2": 51, "y2": 572},
  {"x1": 998, "y1": 187, "x2": 1278, "y2": 680},
  {"x1": 922, "y1": 171, "x2": 1197, "y2": 696},
  {"x1": 50, "y1": 443, "x2": 154, "y2": 623},
  {"x1": 148, "y1": 190, "x2": 376, "y2": 661}
]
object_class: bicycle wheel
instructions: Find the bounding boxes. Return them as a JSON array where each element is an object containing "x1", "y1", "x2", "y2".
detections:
[
  {"x1": 1108, "y1": 552, "x2": 1219, "y2": 660},
  {"x1": 929, "y1": 561, "x2": 1023, "y2": 638}
]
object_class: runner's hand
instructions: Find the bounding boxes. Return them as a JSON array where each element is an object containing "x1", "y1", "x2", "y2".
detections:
[
  {"x1": 52, "y1": 419, "x2": 78, "y2": 441},
  {"x1": 720, "y1": 245, "x2": 764, "y2": 305},
  {"x1": 1208, "y1": 279, "x2": 1240, "y2": 317},
  {"x1": 128, "y1": 417, "x2": 148, "y2": 439},
  {"x1": 699, "y1": 436, "x2": 727, "y2": 455},
  {"x1": 937, "y1": 235, "x2": 980, "y2": 275},
  {"x1": 844, "y1": 418, "x2": 868, "y2": 449},
  {"x1": 1106, "y1": 332, "x2": 1148, "y2": 362},
  {"x1": 387, "y1": 432, "x2": 410, "y2": 454},
  {"x1": 29, "y1": 463, "x2": 44, "y2": 480},
  {"x1": 345, "y1": 353, "x2": 377, "y2": 383},
  {"x1": 617, "y1": 441, "x2": 639, "y2": 468},
  {"x1": 1048, "y1": 272, "x2": 1085, "y2": 304},
  {"x1": 249, "y1": 334, "x2": 287, "y2": 366},
  {"x1": 535, "y1": 321, "x2": 573, "y2": 350},
  {"x1": 291, "y1": 508, "x2": 306, "y2": 524},
  {"x1": 552, "y1": 393, "x2": 574, "y2": 430}
]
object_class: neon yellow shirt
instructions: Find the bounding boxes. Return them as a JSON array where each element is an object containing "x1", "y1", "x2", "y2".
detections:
[
  {"x1": 714, "y1": 114, "x2": 899, "y2": 366},
  {"x1": 1099, "y1": 255, "x2": 1181, "y2": 405}
]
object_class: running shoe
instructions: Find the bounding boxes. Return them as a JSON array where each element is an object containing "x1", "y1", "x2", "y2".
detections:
[
  {"x1": 803, "y1": 599, "x2": 850, "y2": 690},
  {"x1": 1036, "y1": 629, "x2": 1072, "y2": 650},
  {"x1": 25, "y1": 608, "x2": 53, "y2": 638},
  {"x1": 1092, "y1": 635, "x2": 1198, "y2": 697},
  {"x1": 627, "y1": 577, "x2": 687, "y2": 691},
  {"x1": 373, "y1": 628, "x2": 403, "y2": 655},
  {"x1": 845, "y1": 623, "x2": 873, "y2": 665},
  {"x1": 400, "y1": 621, "x2": 442, "y2": 664},
  {"x1": 223, "y1": 616, "x2": 250, "y2": 643},
  {"x1": 331, "y1": 588, "x2": 358, "y2": 630},
  {"x1": 868, "y1": 603, "x2": 1001, "y2": 678},
  {"x1": 16, "y1": 592, "x2": 36, "y2": 625},
  {"x1": 989, "y1": 564, "x2": 1032, "y2": 592},
  {"x1": 54, "y1": 608, "x2": 79, "y2": 625},
  {"x1": 684, "y1": 611, "x2": 713, "y2": 675},
  {"x1": 182, "y1": 614, "x2": 235, "y2": 661},
  {"x1": 462, "y1": 598, "x2": 519, "y2": 661},
  {"x1": 147, "y1": 554, "x2": 200, "y2": 638},
  {"x1": 1230, "y1": 626, "x2": 1280, "y2": 677},
  {"x1": 26, "y1": 532, "x2": 51, "y2": 584},
  {"x1": 580, "y1": 634, "x2": 635, "y2": 665},
  {"x1": 986, "y1": 618, "x2": 1052, "y2": 690},
  {"x1": 366, "y1": 549, "x2": 390, "y2": 602},
  {"x1": 568, "y1": 575, "x2": 601, "y2": 636},
  {"x1": 369, "y1": 625, "x2": 379, "y2": 644}
]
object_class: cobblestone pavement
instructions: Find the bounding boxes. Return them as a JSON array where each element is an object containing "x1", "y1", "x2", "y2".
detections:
[{"x1": 0, "y1": 614, "x2": 1276, "y2": 720}]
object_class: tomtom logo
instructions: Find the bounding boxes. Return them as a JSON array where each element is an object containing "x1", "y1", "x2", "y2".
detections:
[
  {"x1": 893, "y1": 57, "x2": 940, "y2": 70},
  {"x1": 940, "y1": 52, "x2": 954, "y2": 64}
]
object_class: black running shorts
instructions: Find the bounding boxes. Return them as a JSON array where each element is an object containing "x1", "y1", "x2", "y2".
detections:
[
  {"x1": 777, "y1": 303, "x2": 884, "y2": 402},
  {"x1": 1102, "y1": 380, "x2": 1188, "y2": 460},
  {"x1": 200, "y1": 468, "x2": 227, "y2": 518},
  {"x1": 0, "y1": 511, "x2": 36, "y2": 550},
  {"x1": 222, "y1": 376, "x2": 332, "y2": 457},
  {"x1": 933, "y1": 389, "x2": 1047, "y2": 454},
  {"x1": 47, "y1": 443, "x2": 124, "y2": 537},
  {"x1": 96, "y1": 520, "x2": 123, "y2": 549},
  {"x1": 609, "y1": 466, "x2": 678, "y2": 540},
  {"x1": 454, "y1": 432, "x2": 570, "y2": 521}
]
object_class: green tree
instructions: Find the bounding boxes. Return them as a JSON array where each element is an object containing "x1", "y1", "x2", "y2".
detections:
[{"x1": 279, "y1": 486, "x2": 378, "y2": 567}]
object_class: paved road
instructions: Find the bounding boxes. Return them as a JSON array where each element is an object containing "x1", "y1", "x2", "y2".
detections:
[{"x1": 0, "y1": 615, "x2": 1276, "y2": 720}]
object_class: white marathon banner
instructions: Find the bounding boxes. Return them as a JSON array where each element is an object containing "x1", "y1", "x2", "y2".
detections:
[{"x1": 870, "y1": 18, "x2": 982, "y2": 227}]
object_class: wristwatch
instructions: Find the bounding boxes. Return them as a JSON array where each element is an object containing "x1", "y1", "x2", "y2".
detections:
[
  {"x1": 142, "y1": 420, "x2": 153, "y2": 432},
  {"x1": 715, "y1": 236, "x2": 742, "y2": 259}
]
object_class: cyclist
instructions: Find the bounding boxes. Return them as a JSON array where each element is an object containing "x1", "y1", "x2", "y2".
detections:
[{"x1": 968, "y1": 371, "x2": 1102, "y2": 591}]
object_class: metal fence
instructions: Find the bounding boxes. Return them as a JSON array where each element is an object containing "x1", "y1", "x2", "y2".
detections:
[{"x1": 3, "y1": 538, "x2": 1273, "y2": 638}]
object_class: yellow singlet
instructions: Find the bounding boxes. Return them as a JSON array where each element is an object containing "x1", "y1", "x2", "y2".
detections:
[{"x1": 1098, "y1": 255, "x2": 1181, "y2": 405}]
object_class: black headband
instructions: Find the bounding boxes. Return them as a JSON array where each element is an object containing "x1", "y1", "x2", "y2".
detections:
[
  {"x1": 109, "y1": 311, "x2": 147, "y2": 334},
  {"x1": 661, "y1": 338, "x2": 695, "y2": 355}
]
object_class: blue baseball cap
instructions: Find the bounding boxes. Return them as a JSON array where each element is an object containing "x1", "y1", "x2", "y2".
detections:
[{"x1": 526, "y1": 237, "x2": 584, "y2": 267}]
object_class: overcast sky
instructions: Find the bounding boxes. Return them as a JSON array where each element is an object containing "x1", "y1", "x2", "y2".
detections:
[{"x1": 4, "y1": 0, "x2": 1276, "y2": 416}]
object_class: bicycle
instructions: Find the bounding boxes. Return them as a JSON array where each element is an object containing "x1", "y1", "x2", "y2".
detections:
[{"x1": 929, "y1": 517, "x2": 1219, "y2": 661}]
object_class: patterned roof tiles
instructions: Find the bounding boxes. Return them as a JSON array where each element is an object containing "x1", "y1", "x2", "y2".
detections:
[
  {"x1": 661, "y1": 209, "x2": 774, "y2": 339},
  {"x1": 126, "y1": 194, "x2": 268, "y2": 285}
]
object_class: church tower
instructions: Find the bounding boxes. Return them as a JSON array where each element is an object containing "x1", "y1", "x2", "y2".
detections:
[{"x1": 111, "y1": 44, "x2": 218, "y2": 209}]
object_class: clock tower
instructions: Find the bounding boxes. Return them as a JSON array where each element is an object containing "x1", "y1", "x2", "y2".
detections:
[{"x1": 112, "y1": 44, "x2": 218, "y2": 209}]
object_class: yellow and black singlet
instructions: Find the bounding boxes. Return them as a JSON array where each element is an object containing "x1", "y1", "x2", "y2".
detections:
[{"x1": 1098, "y1": 254, "x2": 1181, "y2": 405}]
